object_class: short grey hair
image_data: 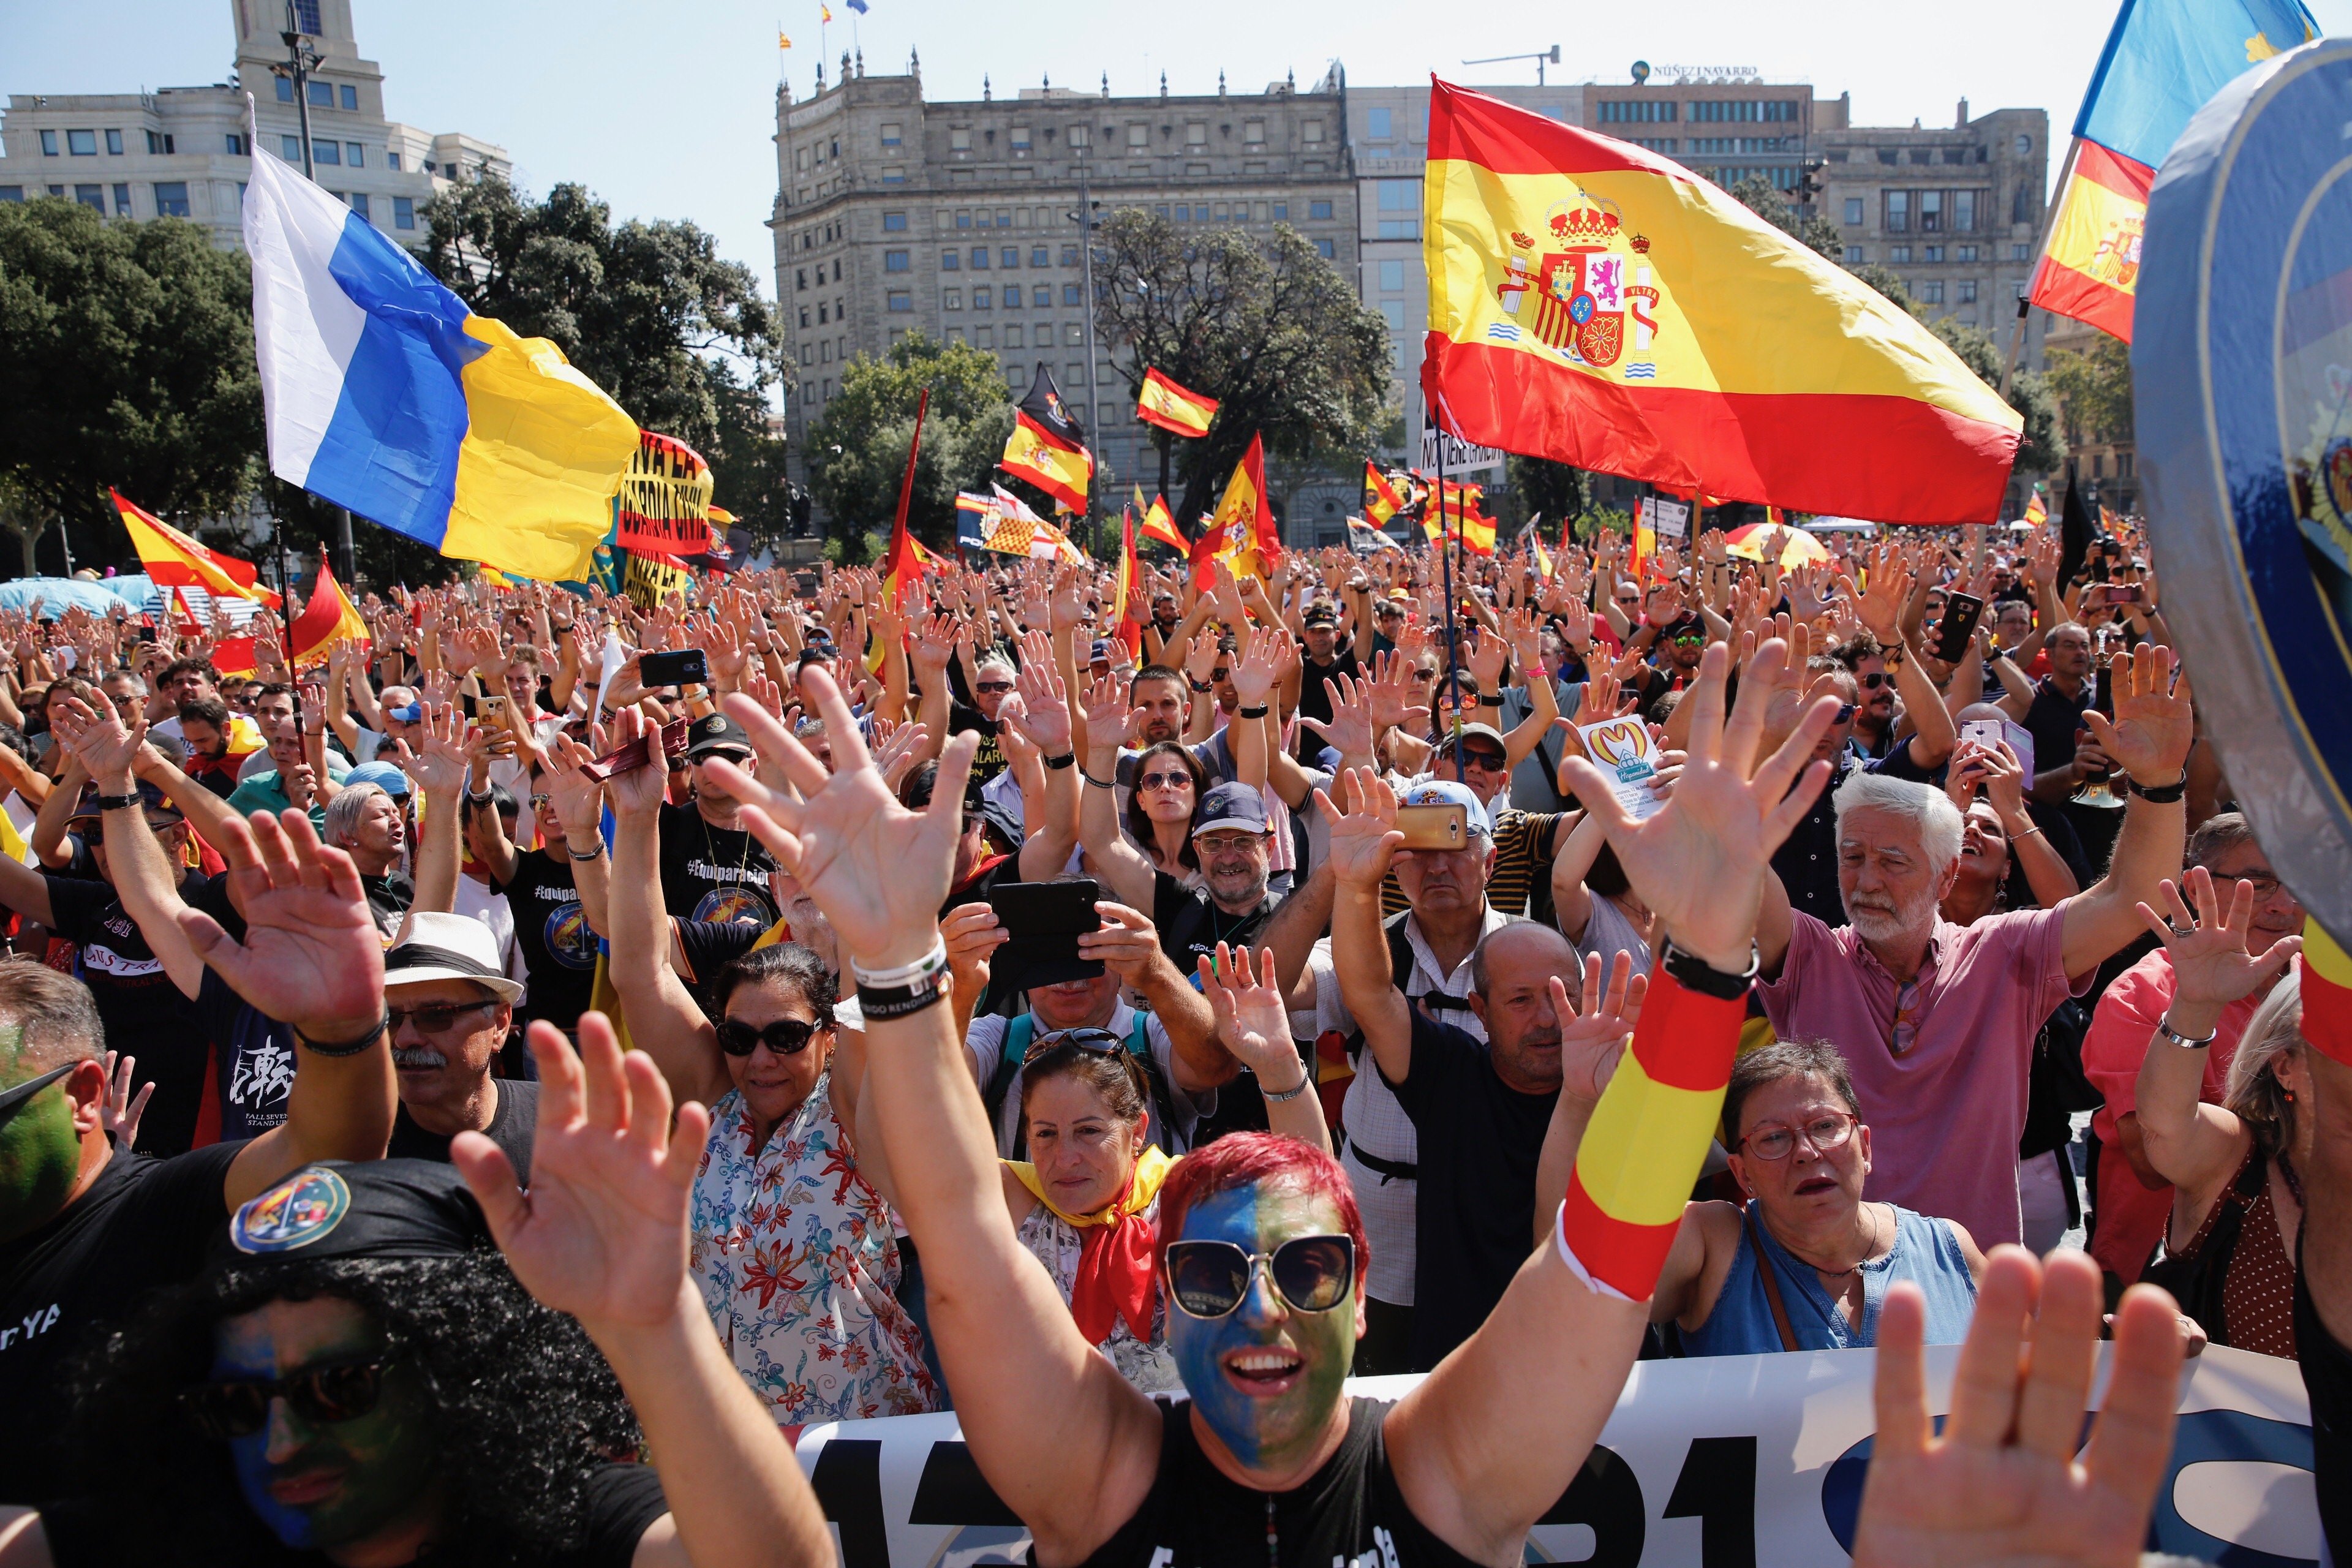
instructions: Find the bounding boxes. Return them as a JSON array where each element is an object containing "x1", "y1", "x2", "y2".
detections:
[
  {"x1": 323, "y1": 782, "x2": 390, "y2": 848},
  {"x1": 1832, "y1": 770, "x2": 1966, "y2": 875},
  {"x1": 974, "y1": 652, "x2": 1016, "y2": 679},
  {"x1": 2188, "y1": 812, "x2": 2260, "y2": 872},
  {"x1": 2227, "y1": 968, "x2": 2304, "y2": 1155},
  {"x1": 0, "y1": 959, "x2": 104, "y2": 1069}
]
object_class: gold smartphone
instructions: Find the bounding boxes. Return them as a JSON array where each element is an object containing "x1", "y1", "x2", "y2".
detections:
[{"x1": 1394, "y1": 803, "x2": 1468, "y2": 851}]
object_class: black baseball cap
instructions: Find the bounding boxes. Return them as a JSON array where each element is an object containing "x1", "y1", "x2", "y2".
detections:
[
  {"x1": 685, "y1": 712, "x2": 753, "y2": 760},
  {"x1": 211, "y1": 1159, "x2": 488, "y2": 1275},
  {"x1": 1303, "y1": 602, "x2": 1340, "y2": 627}
]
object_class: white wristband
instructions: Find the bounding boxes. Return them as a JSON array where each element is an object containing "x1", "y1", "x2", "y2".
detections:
[
  {"x1": 1553, "y1": 1199, "x2": 1635, "y2": 1303},
  {"x1": 850, "y1": 938, "x2": 949, "y2": 989}
]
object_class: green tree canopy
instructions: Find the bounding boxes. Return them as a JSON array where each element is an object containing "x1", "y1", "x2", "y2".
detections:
[
  {"x1": 2045, "y1": 331, "x2": 2135, "y2": 450},
  {"x1": 804, "y1": 334, "x2": 1017, "y2": 562},
  {"x1": 1093, "y1": 212, "x2": 1397, "y2": 532},
  {"x1": 0, "y1": 197, "x2": 263, "y2": 571},
  {"x1": 1728, "y1": 175, "x2": 1843, "y2": 260},
  {"x1": 423, "y1": 178, "x2": 796, "y2": 549}
]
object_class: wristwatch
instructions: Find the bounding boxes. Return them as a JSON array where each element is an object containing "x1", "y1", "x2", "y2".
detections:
[
  {"x1": 2127, "y1": 769, "x2": 2188, "y2": 804},
  {"x1": 1660, "y1": 938, "x2": 1760, "y2": 999}
]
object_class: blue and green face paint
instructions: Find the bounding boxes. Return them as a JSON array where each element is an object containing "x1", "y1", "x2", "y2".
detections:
[
  {"x1": 1166, "y1": 1182, "x2": 1359, "y2": 1475},
  {"x1": 0, "y1": 1031, "x2": 85, "y2": 1245},
  {"x1": 211, "y1": 1296, "x2": 441, "y2": 1553}
]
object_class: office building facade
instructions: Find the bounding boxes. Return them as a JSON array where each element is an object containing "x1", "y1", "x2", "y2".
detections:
[{"x1": 0, "y1": 0, "x2": 507, "y2": 251}]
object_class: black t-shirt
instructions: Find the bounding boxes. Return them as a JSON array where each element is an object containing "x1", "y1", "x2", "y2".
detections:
[
  {"x1": 2299, "y1": 1248, "x2": 2352, "y2": 1565},
  {"x1": 0, "y1": 1140, "x2": 243, "y2": 1504},
  {"x1": 45, "y1": 871, "x2": 243, "y2": 1156},
  {"x1": 359, "y1": 871, "x2": 415, "y2": 944},
  {"x1": 1296, "y1": 649, "x2": 1364, "y2": 753},
  {"x1": 951, "y1": 700, "x2": 1009, "y2": 785},
  {"x1": 1068, "y1": 1396, "x2": 1477, "y2": 1567},
  {"x1": 657, "y1": 802, "x2": 777, "y2": 927},
  {"x1": 1383, "y1": 1011, "x2": 1558, "y2": 1371},
  {"x1": 386, "y1": 1078, "x2": 539, "y2": 1184},
  {"x1": 196, "y1": 967, "x2": 294, "y2": 1141},
  {"x1": 496, "y1": 849, "x2": 599, "y2": 1030},
  {"x1": 40, "y1": 1460, "x2": 667, "y2": 1568},
  {"x1": 1152, "y1": 868, "x2": 1276, "y2": 976},
  {"x1": 2022, "y1": 677, "x2": 2092, "y2": 782}
]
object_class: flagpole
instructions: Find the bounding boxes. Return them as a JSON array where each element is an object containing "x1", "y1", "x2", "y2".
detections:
[
  {"x1": 1435, "y1": 413, "x2": 1463, "y2": 786},
  {"x1": 271, "y1": 516, "x2": 300, "y2": 730},
  {"x1": 1999, "y1": 137, "x2": 2080, "y2": 401}
]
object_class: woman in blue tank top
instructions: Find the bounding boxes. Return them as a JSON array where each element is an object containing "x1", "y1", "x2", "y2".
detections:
[{"x1": 1538, "y1": 1038, "x2": 1985, "y2": 1354}]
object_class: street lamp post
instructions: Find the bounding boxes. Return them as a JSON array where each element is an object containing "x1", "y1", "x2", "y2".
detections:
[
  {"x1": 273, "y1": 2, "x2": 358, "y2": 588},
  {"x1": 1076, "y1": 166, "x2": 1105, "y2": 559}
]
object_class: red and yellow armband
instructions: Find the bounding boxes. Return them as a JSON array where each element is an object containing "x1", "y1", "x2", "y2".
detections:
[
  {"x1": 2301, "y1": 918, "x2": 2352, "y2": 1068},
  {"x1": 1555, "y1": 951, "x2": 1747, "y2": 1301}
]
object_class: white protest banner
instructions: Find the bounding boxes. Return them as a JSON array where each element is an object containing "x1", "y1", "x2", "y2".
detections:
[
  {"x1": 1579, "y1": 715, "x2": 1666, "y2": 821},
  {"x1": 1638, "y1": 496, "x2": 1691, "y2": 543},
  {"x1": 790, "y1": 1345, "x2": 2316, "y2": 1567}
]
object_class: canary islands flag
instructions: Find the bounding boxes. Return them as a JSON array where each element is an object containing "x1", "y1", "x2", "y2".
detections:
[
  {"x1": 1422, "y1": 80, "x2": 2022, "y2": 524},
  {"x1": 242, "y1": 124, "x2": 640, "y2": 583},
  {"x1": 2032, "y1": 0, "x2": 2317, "y2": 342}
]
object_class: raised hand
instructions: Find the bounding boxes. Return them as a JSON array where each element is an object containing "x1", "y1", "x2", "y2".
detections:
[
  {"x1": 2084, "y1": 644, "x2": 2193, "y2": 788},
  {"x1": 1560, "y1": 639, "x2": 1836, "y2": 971},
  {"x1": 873, "y1": 719, "x2": 932, "y2": 790},
  {"x1": 1198, "y1": 943, "x2": 1310, "y2": 1089},
  {"x1": 2137, "y1": 865, "x2": 2302, "y2": 1016},
  {"x1": 940, "y1": 901, "x2": 1006, "y2": 1004},
  {"x1": 404, "y1": 702, "x2": 474, "y2": 800},
  {"x1": 1463, "y1": 624, "x2": 1509, "y2": 691},
  {"x1": 1232, "y1": 624, "x2": 1284, "y2": 710},
  {"x1": 712, "y1": 671, "x2": 975, "y2": 971},
  {"x1": 177, "y1": 809, "x2": 386, "y2": 1042},
  {"x1": 1838, "y1": 544, "x2": 1915, "y2": 647},
  {"x1": 1851, "y1": 1249, "x2": 2183, "y2": 1568},
  {"x1": 452, "y1": 1016, "x2": 713, "y2": 1338},
  {"x1": 1313, "y1": 766, "x2": 1404, "y2": 892},
  {"x1": 1548, "y1": 951, "x2": 1646, "y2": 1102},
  {"x1": 1077, "y1": 900, "x2": 1166, "y2": 989},
  {"x1": 540, "y1": 731, "x2": 611, "y2": 844},
  {"x1": 1006, "y1": 633, "x2": 1072, "y2": 755},
  {"x1": 99, "y1": 1049, "x2": 153, "y2": 1148},
  {"x1": 48, "y1": 695, "x2": 145, "y2": 785},
  {"x1": 1183, "y1": 628, "x2": 1221, "y2": 688},
  {"x1": 1298, "y1": 671, "x2": 1376, "y2": 764},
  {"x1": 597, "y1": 707, "x2": 672, "y2": 819},
  {"x1": 1080, "y1": 670, "x2": 1136, "y2": 757}
]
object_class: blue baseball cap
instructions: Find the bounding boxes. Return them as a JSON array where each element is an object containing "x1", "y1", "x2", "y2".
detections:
[
  {"x1": 1396, "y1": 777, "x2": 1492, "y2": 839},
  {"x1": 385, "y1": 703, "x2": 423, "y2": 725},
  {"x1": 346, "y1": 761, "x2": 412, "y2": 798},
  {"x1": 1191, "y1": 780, "x2": 1270, "y2": 838}
]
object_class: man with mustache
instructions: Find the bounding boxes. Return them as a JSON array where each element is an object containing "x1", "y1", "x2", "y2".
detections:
[
  {"x1": 1754, "y1": 646, "x2": 2194, "y2": 1251},
  {"x1": 380, "y1": 912, "x2": 535, "y2": 1183}
]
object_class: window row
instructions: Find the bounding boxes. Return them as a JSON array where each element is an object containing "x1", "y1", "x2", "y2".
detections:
[
  {"x1": 275, "y1": 137, "x2": 379, "y2": 168},
  {"x1": 940, "y1": 285, "x2": 1083, "y2": 309},
  {"x1": 943, "y1": 118, "x2": 1317, "y2": 153},
  {"x1": 0, "y1": 181, "x2": 413, "y2": 230},
  {"x1": 1599, "y1": 98, "x2": 1801, "y2": 124},
  {"x1": 37, "y1": 128, "x2": 178, "y2": 156},
  {"x1": 273, "y1": 78, "x2": 361, "y2": 111},
  {"x1": 941, "y1": 325, "x2": 1088, "y2": 348},
  {"x1": 1880, "y1": 188, "x2": 1992, "y2": 233}
]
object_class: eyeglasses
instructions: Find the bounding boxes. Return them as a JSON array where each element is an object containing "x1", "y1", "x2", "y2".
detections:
[
  {"x1": 714, "y1": 1016, "x2": 828, "y2": 1057},
  {"x1": 529, "y1": 793, "x2": 552, "y2": 809},
  {"x1": 975, "y1": 680, "x2": 1014, "y2": 695},
  {"x1": 1036, "y1": 1026, "x2": 1126, "y2": 1054},
  {"x1": 1194, "y1": 831, "x2": 1264, "y2": 855},
  {"x1": 1833, "y1": 703, "x2": 1858, "y2": 725},
  {"x1": 1165, "y1": 1234, "x2": 1355, "y2": 1318},
  {"x1": 1671, "y1": 632, "x2": 1705, "y2": 647},
  {"x1": 179, "y1": 1347, "x2": 407, "y2": 1442},
  {"x1": 1210, "y1": 668, "x2": 1231, "y2": 683},
  {"x1": 0, "y1": 1061, "x2": 77, "y2": 1125},
  {"x1": 1737, "y1": 1111, "x2": 1859, "y2": 1163},
  {"x1": 386, "y1": 999, "x2": 500, "y2": 1038},
  {"x1": 1138, "y1": 771, "x2": 1193, "y2": 792}
]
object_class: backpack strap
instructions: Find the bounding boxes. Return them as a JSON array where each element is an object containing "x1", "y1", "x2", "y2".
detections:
[{"x1": 1005, "y1": 1012, "x2": 1036, "y2": 1070}]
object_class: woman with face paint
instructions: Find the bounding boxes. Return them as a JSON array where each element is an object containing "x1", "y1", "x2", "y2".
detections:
[
  {"x1": 708, "y1": 642, "x2": 1839, "y2": 1567},
  {"x1": 1, "y1": 1019, "x2": 835, "y2": 1568}
]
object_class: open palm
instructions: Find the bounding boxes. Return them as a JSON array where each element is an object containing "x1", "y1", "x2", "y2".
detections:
[
  {"x1": 179, "y1": 810, "x2": 385, "y2": 1039},
  {"x1": 453, "y1": 1016, "x2": 712, "y2": 1335},
  {"x1": 2084, "y1": 645, "x2": 2193, "y2": 785},
  {"x1": 1550, "y1": 952, "x2": 1646, "y2": 1102},
  {"x1": 1314, "y1": 767, "x2": 1404, "y2": 892},
  {"x1": 2139, "y1": 866, "x2": 2301, "y2": 1009},
  {"x1": 715, "y1": 674, "x2": 971, "y2": 969},
  {"x1": 1560, "y1": 641, "x2": 1833, "y2": 969}
]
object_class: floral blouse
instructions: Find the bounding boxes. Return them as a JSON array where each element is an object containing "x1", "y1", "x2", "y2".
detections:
[
  {"x1": 1016, "y1": 1196, "x2": 1183, "y2": 1394},
  {"x1": 690, "y1": 1072, "x2": 940, "y2": 1423}
]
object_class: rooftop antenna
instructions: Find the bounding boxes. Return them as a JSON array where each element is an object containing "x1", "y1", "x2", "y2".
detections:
[{"x1": 1461, "y1": 45, "x2": 1562, "y2": 85}]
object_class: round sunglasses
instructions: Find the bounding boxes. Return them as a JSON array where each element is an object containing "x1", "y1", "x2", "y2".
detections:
[
  {"x1": 714, "y1": 1016, "x2": 829, "y2": 1057},
  {"x1": 1164, "y1": 1234, "x2": 1355, "y2": 1319},
  {"x1": 180, "y1": 1346, "x2": 408, "y2": 1442}
]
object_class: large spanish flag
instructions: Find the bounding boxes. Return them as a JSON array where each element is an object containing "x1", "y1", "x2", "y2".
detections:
[
  {"x1": 1000, "y1": 411, "x2": 1091, "y2": 515},
  {"x1": 1422, "y1": 80, "x2": 2022, "y2": 524},
  {"x1": 1212, "y1": 433, "x2": 1278, "y2": 559},
  {"x1": 2032, "y1": 0, "x2": 2318, "y2": 344},
  {"x1": 111, "y1": 490, "x2": 281, "y2": 609},
  {"x1": 1136, "y1": 367, "x2": 1219, "y2": 439}
]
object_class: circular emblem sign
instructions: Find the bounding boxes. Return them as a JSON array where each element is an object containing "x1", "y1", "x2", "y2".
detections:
[{"x1": 2139, "y1": 37, "x2": 2352, "y2": 943}]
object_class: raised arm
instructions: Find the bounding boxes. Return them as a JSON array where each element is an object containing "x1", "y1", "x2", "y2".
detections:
[
  {"x1": 1384, "y1": 637, "x2": 1838, "y2": 1563},
  {"x1": 1226, "y1": 624, "x2": 1283, "y2": 794},
  {"x1": 1200, "y1": 943, "x2": 1330, "y2": 1153},
  {"x1": 401, "y1": 703, "x2": 472, "y2": 924},
  {"x1": 1004, "y1": 634, "x2": 1080, "y2": 882},
  {"x1": 2057, "y1": 646, "x2": 2193, "y2": 978},
  {"x1": 1093, "y1": 900, "x2": 1230, "y2": 1091},
  {"x1": 1321, "y1": 767, "x2": 1413, "y2": 1085},
  {"x1": 710, "y1": 677, "x2": 1160, "y2": 1562},
  {"x1": 1076, "y1": 671, "x2": 1158, "y2": 910}
]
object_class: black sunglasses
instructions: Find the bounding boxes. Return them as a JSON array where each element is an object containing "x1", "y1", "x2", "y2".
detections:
[
  {"x1": 0, "y1": 1061, "x2": 78, "y2": 1123},
  {"x1": 180, "y1": 1346, "x2": 408, "y2": 1441},
  {"x1": 1164, "y1": 1234, "x2": 1355, "y2": 1319},
  {"x1": 1833, "y1": 703, "x2": 1858, "y2": 724},
  {"x1": 1856, "y1": 672, "x2": 1891, "y2": 690},
  {"x1": 715, "y1": 1017, "x2": 828, "y2": 1057},
  {"x1": 387, "y1": 1000, "x2": 500, "y2": 1038}
]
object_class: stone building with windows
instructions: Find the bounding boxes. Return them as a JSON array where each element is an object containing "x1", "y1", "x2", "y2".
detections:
[
  {"x1": 774, "y1": 56, "x2": 1357, "y2": 531},
  {"x1": 0, "y1": 0, "x2": 507, "y2": 251}
]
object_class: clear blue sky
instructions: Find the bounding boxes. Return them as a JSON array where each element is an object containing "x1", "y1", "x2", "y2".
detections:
[{"x1": 11, "y1": 0, "x2": 2348, "y2": 293}]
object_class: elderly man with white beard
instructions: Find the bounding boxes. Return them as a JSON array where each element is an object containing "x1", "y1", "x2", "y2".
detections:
[{"x1": 1751, "y1": 646, "x2": 2195, "y2": 1251}]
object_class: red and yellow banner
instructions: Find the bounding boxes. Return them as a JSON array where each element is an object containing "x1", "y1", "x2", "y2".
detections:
[
  {"x1": 1000, "y1": 411, "x2": 1092, "y2": 514},
  {"x1": 1212, "y1": 432, "x2": 1278, "y2": 560},
  {"x1": 112, "y1": 489, "x2": 280, "y2": 608},
  {"x1": 1133, "y1": 486, "x2": 1188, "y2": 552},
  {"x1": 2029, "y1": 140, "x2": 2154, "y2": 344},
  {"x1": 1112, "y1": 507, "x2": 1144, "y2": 657},
  {"x1": 288, "y1": 553, "x2": 368, "y2": 667},
  {"x1": 614, "y1": 432, "x2": 716, "y2": 557},
  {"x1": 1363, "y1": 462, "x2": 1407, "y2": 529},
  {"x1": 1136, "y1": 367, "x2": 1219, "y2": 439},
  {"x1": 1422, "y1": 80, "x2": 2022, "y2": 524},
  {"x1": 2302, "y1": 919, "x2": 2352, "y2": 1067}
]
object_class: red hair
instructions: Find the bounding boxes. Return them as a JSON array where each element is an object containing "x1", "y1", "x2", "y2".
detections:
[{"x1": 1155, "y1": 1133, "x2": 1368, "y2": 1283}]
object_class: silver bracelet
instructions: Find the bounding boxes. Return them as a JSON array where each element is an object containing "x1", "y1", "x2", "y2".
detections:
[
  {"x1": 2155, "y1": 1012, "x2": 2220, "y2": 1049},
  {"x1": 850, "y1": 938, "x2": 949, "y2": 989},
  {"x1": 1262, "y1": 1073, "x2": 1313, "y2": 1103}
]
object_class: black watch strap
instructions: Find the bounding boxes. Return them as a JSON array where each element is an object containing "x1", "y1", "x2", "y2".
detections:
[
  {"x1": 1660, "y1": 939, "x2": 1760, "y2": 999},
  {"x1": 93, "y1": 792, "x2": 140, "y2": 812},
  {"x1": 2128, "y1": 770, "x2": 2188, "y2": 804},
  {"x1": 1042, "y1": 750, "x2": 1076, "y2": 771},
  {"x1": 295, "y1": 1011, "x2": 390, "y2": 1058}
]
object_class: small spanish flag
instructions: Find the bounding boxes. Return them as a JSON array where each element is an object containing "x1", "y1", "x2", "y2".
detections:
[
  {"x1": 113, "y1": 489, "x2": 281, "y2": 608},
  {"x1": 2024, "y1": 484, "x2": 2048, "y2": 527},
  {"x1": 288, "y1": 552, "x2": 369, "y2": 667},
  {"x1": 1363, "y1": 462, "x2": 1407, "y2": 529},
  {"x1": 1212, "y1": 433, "x2": 1277, "y2": 560},
  {"x1": 778, "y1": 29, "x2": 792, "y2": 48},
  {"x1": 2301, "y1": 918, "x2": 2352, "y2": 1068},
  {"x1": 1000, "y1": 412, "x2": 1091, "y2": 514},
  {"x1": 1135, "y1": 488, "x2": 1188, "y2": 553},
  {"x1": 1136, "y1": 367, "x2": 1219, "y2": 439}
]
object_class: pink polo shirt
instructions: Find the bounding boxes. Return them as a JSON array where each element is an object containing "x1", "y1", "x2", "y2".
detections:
[
  {"x1": 2079, "y1": 949, "x2": 2254, "y2": 1284},
  {"x1": 1759, "y1": 903, "x2": 2087, "y2": 1248}
]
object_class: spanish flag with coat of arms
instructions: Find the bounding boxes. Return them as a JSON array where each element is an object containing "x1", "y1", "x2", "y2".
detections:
[{"x1": 1420, "y1": 80, "x2": 2022, "y2": 524}]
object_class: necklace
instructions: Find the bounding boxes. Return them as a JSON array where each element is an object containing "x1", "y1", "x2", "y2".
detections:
[
  {"x1": 698, "y1": 804, "x2": 759, "y2": 908},
  {"x1": 1264, "y1": 1491, "x2": 1279, "y2": 1568}
]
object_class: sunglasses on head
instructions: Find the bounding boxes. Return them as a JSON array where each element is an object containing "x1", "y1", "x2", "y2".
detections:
[
  {"x1": 1164, "y1": 1234, "x2": 1355, "y2": 1319},
  {"x1": 180, "y1": 1346, "x2": 407, "y2": 1442},
  {"x1": 715, "y1": 1016, "x2": 827, "y2": 1057}
]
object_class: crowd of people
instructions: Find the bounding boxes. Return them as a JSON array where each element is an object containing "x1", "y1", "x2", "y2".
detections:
[{"x1": 0, "y1": 515, "x2": 2342, "y2": 1567}]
